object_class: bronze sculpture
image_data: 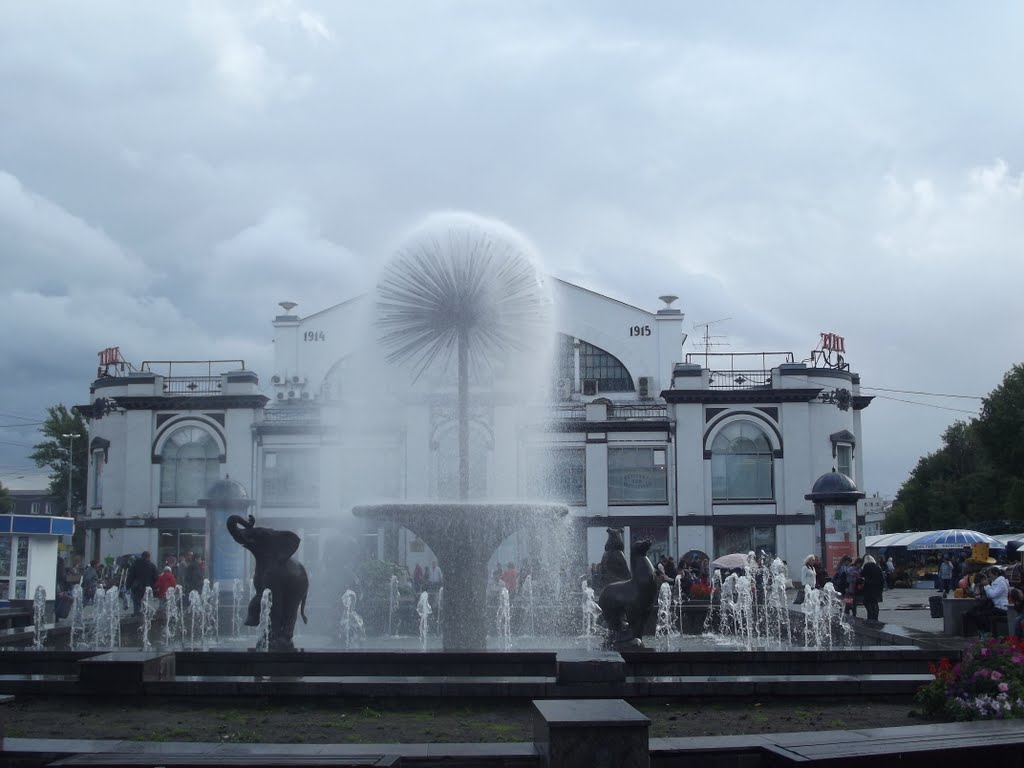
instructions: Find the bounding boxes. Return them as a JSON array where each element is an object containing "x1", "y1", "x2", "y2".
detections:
[
  {"x1": 226, "y1": 514, "x2": 309, "y2": 650},
  {"x1": 598, "y1": 538, "x2": 658, "y2": 650}
]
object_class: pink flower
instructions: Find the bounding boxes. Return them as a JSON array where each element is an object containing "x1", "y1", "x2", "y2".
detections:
[
  {"x1": 999, "y1": 683, "x2": 1009, "y2": 692},
  {"x1": 991, "y1": 670, "x2": 1004, "y2": 681},
  {"x1": 1013, "y1": 656, "x2": 1023, "y2": 664},
  {"x1": 982, "y1": 648, "x2": 990, "y2": 657},
  {"x1": 977, "y1": 669, "x2": 991, "y2": 678}
]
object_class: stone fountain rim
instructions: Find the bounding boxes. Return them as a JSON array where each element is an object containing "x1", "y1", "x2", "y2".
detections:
[{"x1": 352, "y1": 502, "x2": 570, "y2": 517}]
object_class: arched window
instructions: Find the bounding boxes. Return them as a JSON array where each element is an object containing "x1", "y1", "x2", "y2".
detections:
[
  {"x1": 160, "y1": 426, "x2": 220, "y2": 505},
  {"x1": 711, "y1": 421, "x2": 774, "y2": 501},
  {"x1": 553, "y1": 334, "x2": 635, "y2": 394},
  {"x1": 322, "y1": 357, "x2": 350, "y2": 402}
]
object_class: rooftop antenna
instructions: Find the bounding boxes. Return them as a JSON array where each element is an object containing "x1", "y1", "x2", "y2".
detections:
[
  {"x1": 278, "y1": 301, "x2": 298, "y2": 314},
  {"x1": 691, "y1": 317, "x2": 731, "y2": 367}
]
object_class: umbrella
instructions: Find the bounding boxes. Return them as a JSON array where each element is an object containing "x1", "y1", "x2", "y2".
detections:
[
  {"x1": 711, "y1": 553, "x2": 752, "y2": 570},
  {"x1": 905, "y1": 529, "x2": 1004, "y2": 551}
]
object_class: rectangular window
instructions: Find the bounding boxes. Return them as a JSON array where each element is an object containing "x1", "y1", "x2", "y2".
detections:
[
  {"x1": 0, "y1": 537, "x2": 10, "y2": 600},
  {"x1": 92, "y1": 450, "x2": 104, "y2": 508},
  {"x1": 262, "y1": 448, "x2": 320, "y2": 505},
  {"x1": 14, "y1": 537, "x2": 28, "y2": 598},
  {"x1": 836, "y1": 444, "x2": 853, "y2": 479},
  {"x1": 711, "y1": 454, "x2": 774, "y2": 501},
  {"x1": 608, "y1": 446, "x2": 667, "y2": 504},
  {"x1": 158, "y1": 529, "x2": 206, "y2": 576},
  {"x1": 525, "y1": 447, "x2": 586, "y2": 505},
  {"x1": 713, "y1": 525, "x2": 777, "y2": 558},
  {"x1": 30, "y1": 502, "x2": 40, "y2": 515}
]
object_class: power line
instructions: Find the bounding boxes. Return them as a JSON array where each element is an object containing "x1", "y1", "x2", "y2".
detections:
[
  {"x1": 873, "y1": 394, "x2": 979, "y2": 415},
  {"x1": 861, "y1": 386, "x2": 984, "y2": 401},
  {"x1": 0, "y1": 410, "x2": 45, "y2": 422},
  {"x1": 0, "y1": 422, "x2": 45, "y2": 428}
]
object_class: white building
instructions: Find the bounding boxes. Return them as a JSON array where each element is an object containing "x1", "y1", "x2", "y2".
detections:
[
  {"x1": 77, "y1": 281, "x2": 871, "y2": 581},
  {"x1": 862, "y1": 493, "x2": 892, "y2": 537}
]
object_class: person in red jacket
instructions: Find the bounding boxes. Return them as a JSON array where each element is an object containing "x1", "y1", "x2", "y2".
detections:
[{"x1": 153, "y1": 566, "x2": 177, "y2": 604}]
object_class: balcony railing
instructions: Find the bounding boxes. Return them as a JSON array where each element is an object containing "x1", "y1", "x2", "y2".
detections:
[
  {"x1": 138, "y1": 360, "x2": 246, "y2": 397},
  {"x1": 163, "y1": 376, "x2": 223, "y2": 395},
  {"x1": 262, "y1": 405, "x2": 322, "y2": 425},
  {"x1": 548, "y1": 403, "x2": 667, "y2": 421},
  {"x1": 685, "y1": 352, "x2": 795, "y2": 391}
]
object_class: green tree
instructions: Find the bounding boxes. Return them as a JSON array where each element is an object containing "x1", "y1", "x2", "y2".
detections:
[
  {"x1": 882, "y1": 502, "x2": 909, "y2": 534},
  {"x1": 0, "y1": 481, "x2": 12, "y2": 514},
  {"x1": 975, "y1": 363, "x2": 1024, "y2": 480},
  {"x1": 29, "y1": 404, "x2": 88, "y2": 516}
]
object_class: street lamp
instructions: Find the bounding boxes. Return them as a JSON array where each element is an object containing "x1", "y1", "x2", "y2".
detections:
[{"x1": 61, "y1": 433, "x2": 76, "y2": 515}]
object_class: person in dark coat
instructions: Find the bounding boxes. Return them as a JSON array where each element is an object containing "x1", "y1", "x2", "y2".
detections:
[
  {"x1": 128, "y1": 551, "x2": 158, "y2": 616},
  {"x1": 860, "y1": 554, "x2": 885, "y2": 622}
]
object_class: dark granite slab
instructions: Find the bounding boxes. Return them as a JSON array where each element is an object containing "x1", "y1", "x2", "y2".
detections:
[
  {"x1": 556, "y1": 650, "x2": 626, "y2": 683},
  {"x1": 534, "y1": 699, "x2": 650, "y2": 768}
]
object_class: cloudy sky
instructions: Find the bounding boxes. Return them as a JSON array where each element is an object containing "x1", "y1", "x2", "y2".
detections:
[{"x1": 2, "y1": 1, "x2": 1022, "y2": 498}]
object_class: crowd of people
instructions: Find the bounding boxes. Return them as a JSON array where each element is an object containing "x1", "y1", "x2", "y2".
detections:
[{"x1": 54, "y1": 549, "x2": 207, "y2": 619}]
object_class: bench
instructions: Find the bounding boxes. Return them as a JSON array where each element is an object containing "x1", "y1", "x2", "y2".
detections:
[
  {"x1": 48, "y1": 755, "x2": 400, "y2": 767},
  {"x1": 761, "y1": 719, "x2": 1024, "y2": 766}
]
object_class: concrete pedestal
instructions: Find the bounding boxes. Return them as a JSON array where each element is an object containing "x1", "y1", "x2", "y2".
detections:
[
  {"x1": 533, "y1": 699, "x2": 650, "y2": 768},
  {"x1": 78, "y1": 651, "x2": 175, "y2": 694},
  {"x1": 942, "y1": 598, "x2": 976, "y2": 636}
]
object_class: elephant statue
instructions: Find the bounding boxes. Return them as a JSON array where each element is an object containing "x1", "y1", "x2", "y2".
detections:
[{"x1": 226, "y1": 514, "x2": 309, "y2": 650}]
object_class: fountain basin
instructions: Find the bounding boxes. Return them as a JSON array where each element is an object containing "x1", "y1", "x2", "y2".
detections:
[{"x1": 353, "y1": 502, "x2": 569, "y2": 650}]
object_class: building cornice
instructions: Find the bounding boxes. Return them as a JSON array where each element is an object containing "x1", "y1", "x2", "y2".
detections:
[
  {"x1": 112, "y1": 395, "x2": 269, "y2": 412},
  {"x1": 661, "y1": 388, "x2": 823, "y2": 405}
]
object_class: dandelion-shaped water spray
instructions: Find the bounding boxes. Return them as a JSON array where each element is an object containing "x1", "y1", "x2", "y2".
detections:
[{"x1": 376, "y1": 213, "x2": 553, "y2": 500}]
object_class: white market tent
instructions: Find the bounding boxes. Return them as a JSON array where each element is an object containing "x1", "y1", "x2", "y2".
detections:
[
  {"x1": 865, "y1": 532, "x2": 923, "y2": 549},
  {"x1": 992, "y1": 533, "x2": 1024, "y2": 547},
  {"x1": 866, "y1": 530, "x2": 1006, "y2": 551}
]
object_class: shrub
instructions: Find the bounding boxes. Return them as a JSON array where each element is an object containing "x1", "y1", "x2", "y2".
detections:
[{"x1": 917, "y1": 636, "x2": 1024, "y2": 721}]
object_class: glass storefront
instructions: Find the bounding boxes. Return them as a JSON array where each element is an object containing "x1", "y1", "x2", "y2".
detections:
[{"x1": 157, "y1": 529, "x2": 207, "y2": 571}]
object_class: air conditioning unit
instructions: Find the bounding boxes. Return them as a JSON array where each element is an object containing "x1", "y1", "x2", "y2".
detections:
[
  {"x1": 271, "y1": 375, "x2": 281, "y2": 384},
  {"x1": 288, "y1": 390, "x2": 296, "y2": 399},
  {"x1": 556, "y1": 378, "x2": 573, "y2": 400},
  {"x1": 582, "y1": 379, "x2": 599, "y2": 397},
  {"x1": 639, "y1": 376, "x2": 655, "y2": 399},
  {"x1": 291, "y1": 375, "x2": 302, "y2": 384}
]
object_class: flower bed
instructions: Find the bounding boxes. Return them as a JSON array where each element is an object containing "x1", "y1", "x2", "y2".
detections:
[{"x1": 917, "y1": 636, "x2": 1024, "y2": 720}]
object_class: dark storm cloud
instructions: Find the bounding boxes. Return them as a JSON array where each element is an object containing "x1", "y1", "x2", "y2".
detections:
[{"x1": 1, "y1": 1, "x2": 1023, "y2": 492}]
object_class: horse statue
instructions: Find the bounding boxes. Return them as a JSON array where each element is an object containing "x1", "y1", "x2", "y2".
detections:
[{"x1": 597, "y1": 539, "x2": 658, "y2": 650}]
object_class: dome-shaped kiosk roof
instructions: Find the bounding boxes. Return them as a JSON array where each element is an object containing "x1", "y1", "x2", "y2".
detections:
[
  {"x1": 198, "y1": 476, "x2": 254, "y2": 508},
  {"x1": 804, "y1": 471, "x2": 865, "y2": 504}
]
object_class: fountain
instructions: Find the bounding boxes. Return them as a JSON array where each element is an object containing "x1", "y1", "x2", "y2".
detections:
[
  {"x1": 339, "y1": 589, "x2": 364, "y2": 649},
  {"x1": 353, "y1": 213, "x2": 568, "y2": 650},
  {"x1": 495, "y1": 584, "x2": 512, "y2": 650},
  {"x1": 32, "y1": 586, "x2": 46, "y2": 650},
  {"x1": 415, "y1": 591, "x2": 432, "y2": 648}
]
